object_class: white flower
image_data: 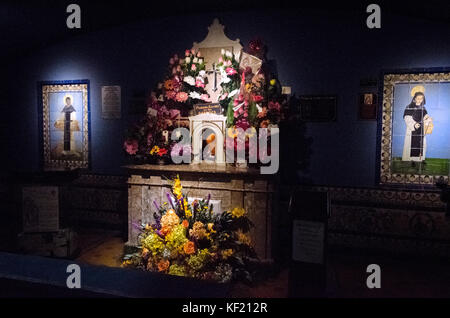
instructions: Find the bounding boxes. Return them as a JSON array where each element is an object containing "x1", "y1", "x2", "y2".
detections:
[
  {"x1": 157, "y1": 95, "x2": 164, "y2": 102},
  {"x1": 221, "y1": 76, "x2": 231, "y2": 84},
  {"x1": 193, "y1": 57, "x2": 198, "y2": 63},
  {"x1": 229, "y1": 89, "x2": 239, "y2": 98},
  {"x1": 189, "y1": 91, "x2": 201, "y2": 99},
  {"x1": 185, "y1": 57, "x2": 191, "y2": 63},
  {"x1": 221, "y1": 49, "x2": 225, "y2": 55},
  {"x1": 234, "y1": 51, "x2": 241, "y2": 61},
  {"x1": 183, "y1": 76, "x2": 195, "y2": 86},
  {"x1": 199, "y1": 70, "x2": 206, "y2": 77},
  {"x1": 225, "y1": 51, "x2": 232, "y2": 58},
  {"x1": 198, "y1": 58, "x2": 203, "y2": 64}
]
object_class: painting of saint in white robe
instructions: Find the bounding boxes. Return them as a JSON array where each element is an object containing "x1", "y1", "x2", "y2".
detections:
[{"x1": 402, "y1": 91, "x2": 433, "y2": 162}]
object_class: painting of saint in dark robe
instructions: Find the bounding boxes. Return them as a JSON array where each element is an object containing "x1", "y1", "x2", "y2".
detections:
[
  {"x1": 50, "y1": 93, "x2": 82, "y2": 160},
  {"x1": 402, "y1": 90, "x2": 433, "y2": 162},
  {"x1": 391, "y1": 83, "x2": 450, "y2": 175}
]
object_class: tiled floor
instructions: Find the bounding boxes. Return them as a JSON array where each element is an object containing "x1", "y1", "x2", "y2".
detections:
[{"x1": 75, "y1": 232, "x2": 450, "y2": 298}]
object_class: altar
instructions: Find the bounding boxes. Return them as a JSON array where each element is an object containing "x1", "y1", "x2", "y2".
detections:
[{"x1": 125, "y1": 164, "x2": 275, "y2": 259}]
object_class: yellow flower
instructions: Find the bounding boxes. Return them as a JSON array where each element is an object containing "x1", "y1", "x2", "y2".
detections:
[
  {"x1": 207, "y1": 223, "x2": 216, "y2": 233},
  {"x1": 236, "y1": 230, "x2": 251, "y2": 246},
  {"x1": 221, "y1": 249, "x2": 233, "y2": 259},
  {"x1": 245, "y1": 83, "x2": 253, "y2": 92},
  {"x1": 160, "y1": 209, "x2": 180, "y2": 230},
  {"x1": 231, "y1": 207, "x2": 245, "y2": 218},
  {"x1": 150, "y1": 145, "x2": 160, "y2": 155},
  {"x1": 270, "y1": 79, "x2": 276, "y2": 86},
  {"x1": 173, "y1": 175, "x2": 183, "y2": 200}
]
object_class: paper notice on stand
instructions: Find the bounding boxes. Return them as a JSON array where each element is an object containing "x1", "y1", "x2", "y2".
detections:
[
  {"x1": 292, "y1": 219, "x2": 325, "y2": 264},
  {"x1": 102, "y1": 86, "x2": 121, "y2": 119},
  {"x1": 22, "y1": 186, "x2": 59, "y2": 233}
]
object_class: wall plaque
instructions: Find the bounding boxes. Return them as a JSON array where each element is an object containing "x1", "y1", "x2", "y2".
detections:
[
  {"x1": 194, "y1": 103, "x2": 222, "y2": 115},
  {"x1": 102, "y1": 85, "x2": 121, "y2": 119}
]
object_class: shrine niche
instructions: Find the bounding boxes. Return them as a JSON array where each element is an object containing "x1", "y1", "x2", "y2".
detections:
[
  {"x1": 38, "y1": 80, "x2": 90, "y2": 170},
  {"x1": 189, "y1": 113, "x2": 226, "y2": 164}
]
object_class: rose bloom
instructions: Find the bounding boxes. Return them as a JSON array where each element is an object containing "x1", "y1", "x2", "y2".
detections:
[
  {"x1": 157, "y1": 259, "x2": 170, "y2": 272},
  {"x1": 182, "y1": 220, "x2": 189, "y2": 228},
  {"x1": 195, "y1": 80, "x2": 205, "y2": 88},
  {"x1": 175, "y1": 91, "x2": 189, "y2": 102},
  {"x1": 183, "y1": 241, "x2": 195, "y2": 255},
  {"x1": 191, "y1": 64, "x2": 197, "y2": 71},
  {"x1": 124, "y1": 139, "x2": 138, "y2": 155},
  {"x1": 185, "y1": 49, "x2": 190, "y2": 56}
]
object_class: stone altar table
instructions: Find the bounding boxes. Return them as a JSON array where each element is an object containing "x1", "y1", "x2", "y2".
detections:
[{"x1": 124, "y1": 164, "x2": 275, "y2": 259}]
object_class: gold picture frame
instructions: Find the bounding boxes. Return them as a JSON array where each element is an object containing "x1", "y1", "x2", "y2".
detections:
[{"x1": 39, "y1": 80, "x2": 90, "y2": 170}]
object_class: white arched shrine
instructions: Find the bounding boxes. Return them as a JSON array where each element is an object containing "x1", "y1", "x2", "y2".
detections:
[{"x1": 189, "y1": 113, "x2": 226, "y2": 164}]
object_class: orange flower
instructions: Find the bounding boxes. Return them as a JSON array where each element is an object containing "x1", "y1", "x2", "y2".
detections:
[
  {"x1": 161, "y1": 226, "x2": 171, "y2": 236},
  {"x1": 164, "y1": 79, "x2": 174, "y2": 90},
  {"x1": 182, "y1": 219, "x2": 189, "y2": 228},
  {"x1": 183, "y1": 241, "x2": 195, "y2": 255},
  {"x1": 157, "y1": 259, "x2": 170, "y2": 272}
]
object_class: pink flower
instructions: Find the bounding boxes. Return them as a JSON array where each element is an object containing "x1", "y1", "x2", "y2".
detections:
[
  {"x1": 169, "y1": 109, "x2": 180, "y2": 119},
  {"x1": 226, "y1": 60, "x2": 232, "y2": 66},
  {"x1": 226, "y1": 67, "x2": 237, "y2": 75},
  {"x1": 169, "y1": 58, "x2": 174, "y2": 65},
  {"x1": 268, "y1": 101, "x2": 281, "y2": 112},
  {"x1": 200, "y1": 94, "x2": 210, "y2": 102},
  {"x1": 124, "y1": 139, "x2": 139, "y2": 155},
  {"x1": 185, "y1": 50, "x2": 190, "y2": 56},
  {"x1": 195, "y1": 80, "x2": 205, "y2": 88},
  {"x1": 165, "y1": 91, "x2": 177, "y2": 100},
  {"x1": 191, "y1": 64, "x2": 197, "y2": 71},
  {"x1": 175, "y1": 92, "x2": 189, "y2": 102},
  {"x1": 220, "y1": 93, "x2": 228, "y2": 100},
  {"x1": 218, "y1": 57, "x2": 223, "y2": 63},
  {"x1": 253, "y1": 95, "x2": 263, "y2": 102},
  {"x1": 197, "y1": 51, "x2": 201, "y2": 57}
]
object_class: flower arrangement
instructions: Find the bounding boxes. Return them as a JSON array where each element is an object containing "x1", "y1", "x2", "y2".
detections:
[
  {"x1": 122, "y1": 176, "x2": 257, "y2": 283},
  {"x1": 124, "y1": 39, "x2": 286, "y2": 163}
]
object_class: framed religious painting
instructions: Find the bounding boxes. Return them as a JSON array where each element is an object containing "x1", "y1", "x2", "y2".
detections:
[
  {"x1": 38, "y1": 80, "x2": 90, "y2": 171},
  {"x1": 378, "y1": 69, "x2": 450, "y2": 186}
]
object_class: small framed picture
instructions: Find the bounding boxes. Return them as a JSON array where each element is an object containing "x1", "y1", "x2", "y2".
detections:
[
  {"x1": 38, "y1": 80, "x2": 90, "y2": 171},
  {"x1": 358, "y1": 93, "x2": 378, "y2": 120}
]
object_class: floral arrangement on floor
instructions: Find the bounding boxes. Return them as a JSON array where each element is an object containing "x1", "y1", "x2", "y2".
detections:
[{"x1": 122, "y1": 176, "x2": 258, "y2": 283}]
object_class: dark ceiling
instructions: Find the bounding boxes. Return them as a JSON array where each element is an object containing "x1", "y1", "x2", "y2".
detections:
[{"x1": 1, "y1": 0, "x2": 449, "y2": 62}]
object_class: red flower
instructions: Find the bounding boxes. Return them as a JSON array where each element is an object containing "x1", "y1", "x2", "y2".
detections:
[
  {"x1": 158, "y1": 148, "x2": 168, "y2": 157},
  {"x1": 253, "y1": 95, "x2": 263, "y2": 102}
]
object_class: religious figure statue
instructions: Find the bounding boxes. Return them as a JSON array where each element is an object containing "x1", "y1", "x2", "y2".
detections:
[
  {"x1": 53, "y1": 95, "x2": 81, "y2": 158},
  {"x1": 402, "y1": 87, "x2": 433, "y2": 163}
]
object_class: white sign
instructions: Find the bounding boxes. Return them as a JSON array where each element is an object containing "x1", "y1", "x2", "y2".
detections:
[
  {"x1": 22, "y1": 186, "x2": 59, "y2": 232},
  {"x1": 102, "y1": 85, "x2": 121, "y2": 119},
  {"x1": 292, "y1": 220, "x2": 324, "y2": 264}
]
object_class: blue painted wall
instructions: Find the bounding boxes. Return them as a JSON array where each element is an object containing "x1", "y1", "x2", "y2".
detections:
[{"x1": 3, "y1": 9, "x2": 450, "y2": 186}]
